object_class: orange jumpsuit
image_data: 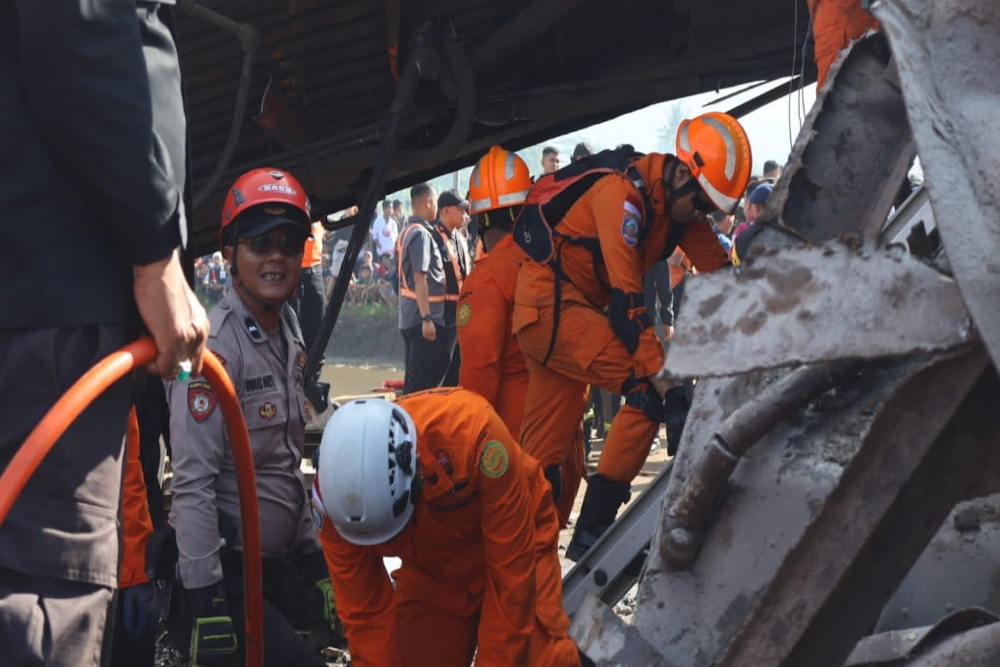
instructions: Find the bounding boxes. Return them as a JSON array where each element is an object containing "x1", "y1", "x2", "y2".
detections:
[
  {"x1": 808, "y1": 0, "x2": 880, "y2": 89},
  {"x1": 316, "y1": 388, "x2": 579, "y2": 667},
  {"x1": 513, "y1": 155, "x2": 730, "y2": 485},
  {"x1": 457, "y1": 235, "x2": 586, "y2": 525},
  {"x1": 120, "y1": 408, "x2": 153, "y2": 588}
]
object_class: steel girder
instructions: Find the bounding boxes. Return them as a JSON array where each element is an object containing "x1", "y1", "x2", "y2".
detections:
[
  {"x1": 873, "y1": 0, "x2": 1000, "y2": 374},
  {"x1": 572, "y1": 18, "x2": 1000, "y2": 666}
]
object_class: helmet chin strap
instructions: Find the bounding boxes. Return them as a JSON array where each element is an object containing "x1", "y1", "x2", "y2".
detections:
[{"x1": 662, "y1": 159, "x2": 701, "y2": 215}]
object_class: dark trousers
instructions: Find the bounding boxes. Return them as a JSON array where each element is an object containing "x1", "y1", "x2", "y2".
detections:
[
  {"x1": 294, "y1": 266, "x2": 327, "y2": 359},
  {"x1": 220, "y1": 551, "x2": 326, "y2": 667},
  {"x1": 0, "y1": 568, "x2": 115, "y2": 667},
  {"x1": 110, "y1": 585, "x2": 156, "y2": 667},
  {"x1": 135, "y1": 375, "x2": 170, "y2": 528},
  {"x1": 170, "y1": 552, "x2": 327, "y2": 667},
  {"x1": 401, "y1": 323, "x2": 460, "y2": 394},
  {"x1": 0, "y1": 325, "x2": 135, "y2": 666}
]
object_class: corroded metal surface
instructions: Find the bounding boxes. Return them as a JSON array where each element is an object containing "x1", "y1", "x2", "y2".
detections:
[
  {"x1": 715, "y1": 353, "x2": 995, "y2": 667},
  {"x1": 874, "y1": 0, "x2": 1000, "y2": 374},
  {"x1": 847, "y1": 609, "x2": 1000, "y2": 665},
  {"x1": 877, "y1": 498, "x2": 1000, "y2": 633},
  {"x1": 903, "y1": 621, "x2": 1000, "y2": 666},
  {"x1": 632, "y1": 351, "x2": 990, "y2": 667},
  {"x1": 569, "y1": 593, "x2": 669, "y2": 667},
  {"x1": 665, "y1": 244, "x2": 973, "y2": 378},
  {"x1": 748, "y1": 32, "x2": 915, "y2": 250}
]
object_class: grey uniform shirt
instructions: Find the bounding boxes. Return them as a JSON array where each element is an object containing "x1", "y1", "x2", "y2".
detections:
[
  {"x1": 168, "y1": 289, "x2": 319, "y2": 589},
  {"x1": 399, "y1": 217, "x2": 467, "y2": 329},
  {"x1": 399, "y1": 217, "x2": 447, "y2": 329}
]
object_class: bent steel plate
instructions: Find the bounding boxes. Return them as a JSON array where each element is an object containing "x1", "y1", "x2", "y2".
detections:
[
  {"x1": 665, "y1": 244, "x2": 974, "y2": 378},
  {"x1": 847, "y1": 608, "x2": 1000, "y2": 665},
  {"x1": 874, "y1": 0, "x2": 1000, "y2": 373}
]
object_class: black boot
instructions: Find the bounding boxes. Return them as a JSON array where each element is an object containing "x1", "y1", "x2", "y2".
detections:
[{"x1": 565, "y1": 474, "x2": 630, "y2": 562}]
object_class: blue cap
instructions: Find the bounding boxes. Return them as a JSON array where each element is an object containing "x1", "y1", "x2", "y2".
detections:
[{"x1": 748, "y1": 183, "x2": 773, "y2": 205}]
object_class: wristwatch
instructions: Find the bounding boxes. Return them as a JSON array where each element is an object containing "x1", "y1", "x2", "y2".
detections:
[{"x1": 421, "y1": 314, "x2": 432, "y2": 323}]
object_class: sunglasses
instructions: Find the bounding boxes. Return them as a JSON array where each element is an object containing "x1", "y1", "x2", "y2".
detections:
[{"x1": 239, "y1": 231, "x2": 306, "y2": 257}]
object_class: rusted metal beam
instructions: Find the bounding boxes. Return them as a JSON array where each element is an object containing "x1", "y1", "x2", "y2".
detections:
[
  {"x1": 660, "y1": 360, "x2": 859, "y2": 569},
  {"x1": 715, "y1": 350, "x2": 995, "y2": 667}
]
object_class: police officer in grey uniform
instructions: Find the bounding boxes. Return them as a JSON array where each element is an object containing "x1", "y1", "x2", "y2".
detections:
[
  {"x1": 0, "y1": 2, "x2": 210, "y2": 665},
  {"x1": 167, "y1": 169, "x2": 335, "y2": 666}
]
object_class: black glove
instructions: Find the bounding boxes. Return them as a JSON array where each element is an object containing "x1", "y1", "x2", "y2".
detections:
[
  {"x1": 295, "y1": 550, "x2": 345, "y2": 651},
  {"x1": 188, "y1": 582, "x2": 238, "y2": 667},
  {"x1": 121, "y1": 582, "x2": 156, "y2": 642}
]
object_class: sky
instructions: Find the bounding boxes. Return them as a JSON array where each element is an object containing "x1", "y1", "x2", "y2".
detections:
[{"x1": 571, "y1": 78, "x2": 818, "y2": 175}]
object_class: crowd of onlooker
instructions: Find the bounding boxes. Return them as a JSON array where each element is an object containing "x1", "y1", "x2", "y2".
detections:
[{"x1": 195, "y1": 149, "x2": 793, "y2": 316}]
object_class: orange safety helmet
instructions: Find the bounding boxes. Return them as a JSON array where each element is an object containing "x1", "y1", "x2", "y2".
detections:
[
  {"x1": 219, "y1": 168, "x2": 311, "y2": 249},
  {"x1": 468, "y1": 146, "x2": 532, "y2": 214},
  {"x1": 675, "y1": 112, "x2": 752, "y2": 214}
]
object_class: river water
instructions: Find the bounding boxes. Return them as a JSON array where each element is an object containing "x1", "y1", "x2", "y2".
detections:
[{"x1": 319, "y1": 362, "x2": 404, "y2": 400}]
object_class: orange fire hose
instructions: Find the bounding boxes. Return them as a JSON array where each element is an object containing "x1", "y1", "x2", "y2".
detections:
[{"x1": 0, "y1": 338, "x2": 264, "y2": 667}]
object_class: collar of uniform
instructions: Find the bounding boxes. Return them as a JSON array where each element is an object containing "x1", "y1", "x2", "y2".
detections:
[
  {"x1": 490, "y1": 234, "x2": 515, "y2": 253},
  {"x1": 223, "y1": 288, "x2": 278, "y2": 344},
  {"x1": 633, "y1": 153, "x2": 669, "y2": 216}
]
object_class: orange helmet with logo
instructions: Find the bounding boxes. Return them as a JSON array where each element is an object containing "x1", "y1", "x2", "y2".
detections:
[
  {"x1": 468, "y1": 146, "x2": 532, "y2": 214},
  {"x1": 219, "y1": 168, "x2": 311, "y2": 249},
  {"x1": 675, "y1": 112, "x2": 752, "y2": 214}
]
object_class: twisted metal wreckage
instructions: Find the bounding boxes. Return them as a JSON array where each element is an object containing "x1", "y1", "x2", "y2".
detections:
[{"x1": 566, "y1": 0, "x2": 1000, "y2": 665}]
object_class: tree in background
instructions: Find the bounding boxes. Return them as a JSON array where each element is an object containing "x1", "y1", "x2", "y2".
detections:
[{"x1": 657, "y1": 101, "x2": 689, "y2": 154}]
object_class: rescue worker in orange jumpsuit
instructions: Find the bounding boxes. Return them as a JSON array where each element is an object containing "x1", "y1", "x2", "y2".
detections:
[
  {"x1": 808, "y1": 0, "x2": 880, "y2": 89},
  {"x1": 458, "y1": 146, "x2": 586, "y2": 526},
  {"x1": 513, "y1": 113, "x2": 752, "y2": 560},
  {"x1": 313, "y1": 389, "x2": 583, "y2": 667}
]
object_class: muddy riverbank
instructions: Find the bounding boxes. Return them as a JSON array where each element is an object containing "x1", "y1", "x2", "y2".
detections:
[{"x1": 324, "y1": 303, "x2": 405, "y2": 367}]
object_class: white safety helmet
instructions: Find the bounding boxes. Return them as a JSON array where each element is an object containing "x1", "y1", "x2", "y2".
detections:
[{"x1": 315, "y1": 398, "x2": 420, "y2": 546}]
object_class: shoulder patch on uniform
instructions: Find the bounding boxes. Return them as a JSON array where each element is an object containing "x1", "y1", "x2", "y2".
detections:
[
  {"x1": 456, "y1": 302, "x2": 472, "y2": 327},
  {"x1": 188, "y1": 380, "x2": 217, "y2": 422},
  {"x1": 245, "y1": 318, "x2": 263, "y2": 340},
  {"x1": 622, "y1": 200, "x2": 642, "y2": 247},
  {"x1": 479, "y1": 440, "x2": 509, "y2": 479}
]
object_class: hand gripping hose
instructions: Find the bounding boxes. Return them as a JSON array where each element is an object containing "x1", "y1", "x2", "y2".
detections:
[{"x1": 0, "y1": 338, "x2": 264, "y2": 667}]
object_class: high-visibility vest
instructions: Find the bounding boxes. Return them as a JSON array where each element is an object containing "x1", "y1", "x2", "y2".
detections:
[
  {"x1": 397, "y1": 220, "x2": 465, "y2": 304},
  {"x1": 301, "y1": 222, "x2": 323, "y2": 268}
]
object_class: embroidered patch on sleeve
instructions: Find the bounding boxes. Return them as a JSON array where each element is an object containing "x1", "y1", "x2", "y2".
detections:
[
  {"x1": 457, "y1": 302, "x2": 472, "y2": 327},
  {"x1": 479, "y1": 440, "x2": 509, "y2": 479},
  {"x1": 621, "y1": 200, "x2": 642, "y2": 247},
  {"x1": 311, "y1": 499, "x2": 324, "y2": 532},
  {"x1": 187, "y1": 380, "x2": 217, "y2": 423}
]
